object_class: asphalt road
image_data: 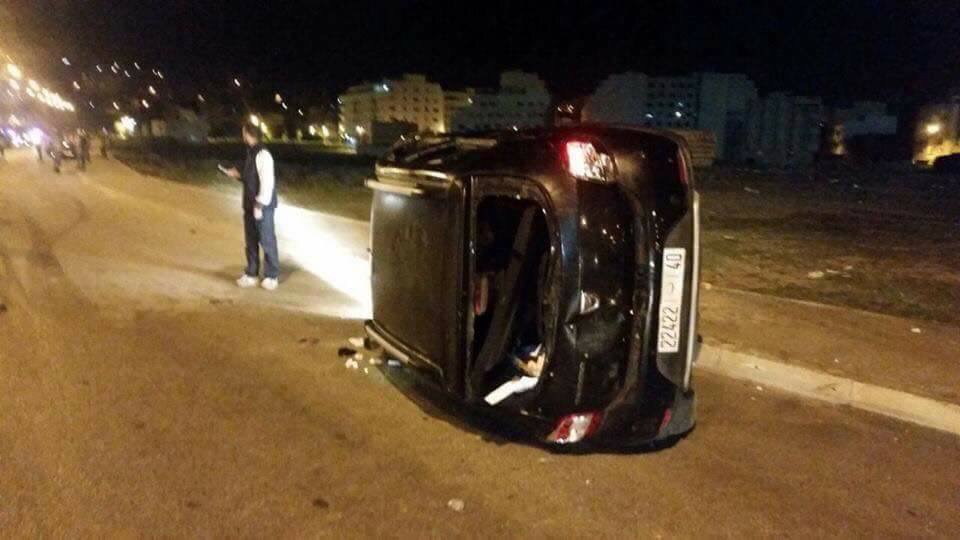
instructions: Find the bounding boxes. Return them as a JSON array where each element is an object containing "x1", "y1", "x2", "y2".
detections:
[{"x1": 0, "y1": 149, "x2": 958, "y2": 537}]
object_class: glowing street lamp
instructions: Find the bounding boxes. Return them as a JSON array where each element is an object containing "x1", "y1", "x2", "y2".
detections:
[
  {"x1": 925, "y1": 122, "x2": 942, "y2": 136},
  {"x1": 249, "y1": 114, "x2": 260, "y2": 127},
  {"x1": 5, "y1": 63, "x2": 22, "y2": 80},
  {"x1": 116, "y1": 115, "x2": 137, "y2": 136}
]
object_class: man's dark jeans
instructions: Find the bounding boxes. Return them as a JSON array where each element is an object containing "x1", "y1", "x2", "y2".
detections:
[{"x1": 244, "y1": 206, "x2": 280, "y2": 279}]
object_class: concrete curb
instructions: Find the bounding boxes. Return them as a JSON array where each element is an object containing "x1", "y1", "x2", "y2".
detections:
[{"x1": 696, "y1": 344, "x2": 960, "y2": 437}]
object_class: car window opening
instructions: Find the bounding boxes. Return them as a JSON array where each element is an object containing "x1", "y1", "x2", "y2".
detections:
[{"x1": 471, "y1": 196, "x2": 551, "y2": 405}]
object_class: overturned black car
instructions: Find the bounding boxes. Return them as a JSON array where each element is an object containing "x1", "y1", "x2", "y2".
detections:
[{"x1": 364, "y1": 125, "x2": 701, "y2": 449}]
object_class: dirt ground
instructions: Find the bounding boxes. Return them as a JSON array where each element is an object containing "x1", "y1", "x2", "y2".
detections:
[
  {"x1": 1, "y1": 149, "x2": 959, "y2": 536},
  {"x1": 698, "y1": 165, "x2": 960, "y2": 324}
]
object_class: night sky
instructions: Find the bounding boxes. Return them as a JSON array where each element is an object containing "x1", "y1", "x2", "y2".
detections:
[{"x1": 7, "y1": 0, "x2": 960, "y2": 104}]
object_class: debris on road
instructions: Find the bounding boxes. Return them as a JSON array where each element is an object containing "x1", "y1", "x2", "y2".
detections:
[
  {"x1": 337, "y1": 347, "x2": 356, "y2": 358},
  {"x1": 0, "y1": 303, "x2": 7, "y2": 314},
  {"x1": 702, "y1": 281, "x2": 713, "y2": 290},
  {"x1": 755, "y1": 385, "x2": 764, "y2": 392},
  {"x1": 447, "y1": 498, "x2": 465, "y2": 512},
  {"x1": 368, "y1": 357, "x2": 383, "y2": 366},
  {"x1": 910, "y1": 327, "x2": 922, "y2": 334},
  {"x1": 807, "y1": 271, "x2": 825, "y2": 279},
  {"x1": 348, "y1": 337, "x2": 365, "y2": 349},
  {"x1": 344, "y1": 357, "x2": 360, "y2": 370}
]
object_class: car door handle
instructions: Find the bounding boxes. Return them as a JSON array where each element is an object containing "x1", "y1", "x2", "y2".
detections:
[{"x1": 365, "y1": 179, "x2": 425, "y2": 197}]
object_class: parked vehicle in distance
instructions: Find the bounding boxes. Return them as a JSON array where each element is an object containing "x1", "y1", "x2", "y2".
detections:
[{"x1": 364, "y1": 125, "x2": 701, "y2": 449}]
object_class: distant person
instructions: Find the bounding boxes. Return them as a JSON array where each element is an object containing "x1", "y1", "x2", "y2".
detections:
[
  {"x1": 99, "y1": 133, "x2": 110, "y2": 159},
  {"x1": 78, "y1": 131, "x2": 90, "y2": 170},
  {"x1": 51, "y1": 141, "x2": 61, "y2": 173},
  {"x1": 224, "y1": 123, "x2": 280, "y2": 290}
]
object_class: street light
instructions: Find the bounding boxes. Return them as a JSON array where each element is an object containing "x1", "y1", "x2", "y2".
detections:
[
  {"x1": 117, "y1": 115, "x2": 137, "y2": 137},
  {"x1": 925, "y1": 122, "x2": 942, "y2": 136},
  {"x1": 5, "y1": 63, "x2": 22, "y2": 80}
]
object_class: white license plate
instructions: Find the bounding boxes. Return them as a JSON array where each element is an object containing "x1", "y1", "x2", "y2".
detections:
[{"x1": 657, "y1": 248, "x2": 686, "y2": 353}]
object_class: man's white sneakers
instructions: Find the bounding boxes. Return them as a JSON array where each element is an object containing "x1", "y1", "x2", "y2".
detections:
[
  {"x1": 236, "y1": 274, "x2": 259, "y2": 288},
  {"x1": 260, "y1": 277, "x2": 279, "y2": 291}
]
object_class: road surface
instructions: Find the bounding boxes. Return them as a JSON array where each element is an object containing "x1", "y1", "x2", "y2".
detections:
[{"x1": 0, "y1": 149, "x2": 958, "y2": 537}]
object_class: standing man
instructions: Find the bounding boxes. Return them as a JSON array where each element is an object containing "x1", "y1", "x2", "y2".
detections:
[{"x1": 225, "y1": 123, "x2": 280, "y2": 290}]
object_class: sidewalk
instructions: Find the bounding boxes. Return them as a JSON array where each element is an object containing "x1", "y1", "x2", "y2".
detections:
[{"x1": 700, "y1": 286, "x2": 960, "y2": 407}]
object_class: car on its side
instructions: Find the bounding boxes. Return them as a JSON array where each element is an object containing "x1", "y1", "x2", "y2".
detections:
[{"x1": 364, "y1": 125, "x2": 701, "y2": 449}]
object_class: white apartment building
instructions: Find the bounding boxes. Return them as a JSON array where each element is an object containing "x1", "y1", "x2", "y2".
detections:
[
  {"x1": 745, "y1": 93, "x2": 825, "y2": 167},
  {"x1": 338, "y1": 74, "x2": 445, "y2": 142},
  {"x1": 582, "y1": 72, "x2": 757, "y2": 160},
  {"x1": 447, "y1": 71, "x2": 551, "y2": 132},
  {"x1": 835, "y1": 101, "x2": 897, "y2": 137},
  {"x1": 443, "y1": 89, "x2": 476, "y2": 132}
]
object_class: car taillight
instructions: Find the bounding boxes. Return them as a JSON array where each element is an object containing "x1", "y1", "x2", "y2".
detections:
[
  {"x1": 677, "y1": 150, "x2": 689, "y2": 186},
  {"x1": 545, "y1": 411, "x2": 603, "y2": 444},
  {"x1": 564, "y1": 141, "x2": 616, "y2": 183}
]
